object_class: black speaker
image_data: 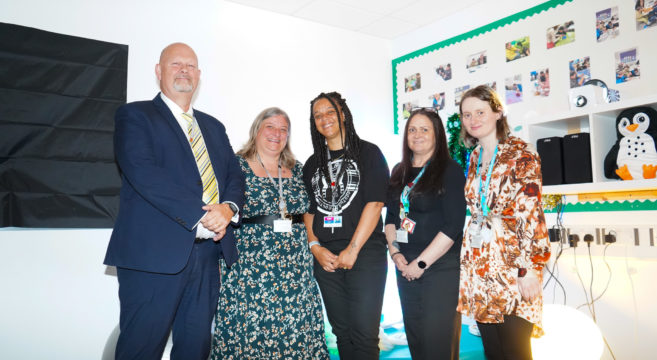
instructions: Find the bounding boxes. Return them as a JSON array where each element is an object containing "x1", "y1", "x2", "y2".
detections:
[
  {"x1": 563, "y1": 132, "x2": 592, "y2": 184},
  {"x1": 536, "y1": 136, "x2": 564, "y2": 185}
]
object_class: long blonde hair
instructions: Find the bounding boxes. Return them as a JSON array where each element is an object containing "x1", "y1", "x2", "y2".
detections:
[{"x1": 237, "y1": 107, "x2": 296, "y2": 169}]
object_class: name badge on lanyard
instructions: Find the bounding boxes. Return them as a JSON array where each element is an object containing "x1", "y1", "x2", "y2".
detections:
[
  {"x1": 471, "y1": 145, "x2": 499, "y2": 248},
  {"x1": 274, "y1": 219, "x2": 292, "y2": 233},
  {"x1": 398, "y1": 164, "x2": 427, "y2": 237},
  {"x1": 257, "y1": 154, "x2": 291, "y2": 233},
  {"x1": 324, "y1": 150, "x2": 343, "y2": 230},
  {"x1": 396, "y1": 229, "x2": 408, "y2": 243},
  {"x1": 323, "y1": 215, "x2": 342, "y2": 228},
  {"x1": 469, "y1": 213, "x2": 483, "y2": 248}
]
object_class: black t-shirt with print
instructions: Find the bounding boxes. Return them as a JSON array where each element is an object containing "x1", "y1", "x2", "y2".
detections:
[{"x1": 303, "y1": 140, "x2": 390, "y2": 242}]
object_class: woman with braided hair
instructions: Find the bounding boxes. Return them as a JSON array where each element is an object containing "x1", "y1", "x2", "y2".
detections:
[{"x1": 302, "y1": 91, "x2": 390, "y2": 360}]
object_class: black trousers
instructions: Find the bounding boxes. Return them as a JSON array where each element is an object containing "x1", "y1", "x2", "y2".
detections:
[
  {"x1": 397, "y1": 265, "x2": 461, "y2": 360},
  {"x1": 116, "y1": 240, "x2": 221, "y2": 360},
  {"x1": 313, "y1": 236, "x2": 387, "y2": 360},
  {"x1": 477, "y1": 315, "x2": 534, "y2": 360}
]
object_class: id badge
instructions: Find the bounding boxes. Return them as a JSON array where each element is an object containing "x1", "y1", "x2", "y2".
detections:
[
  {"x1": 274, "y1": 219, "x2": 292, "y2": 233},
  {"x1": 396, "y1": 229, "x2": 408, "y2": 243},
  {"x1": 400, "y1": 217, "x2": 416, "y2": 234},
  {"x1": 323, "y1": 215, "x2": 343, "y2": 228},
  {"x1": 471, "y1": 231, "x2": 483, "y2": 248},
  {"x1": 470, "y1": 219, "x2": 483, "y2": 248}
]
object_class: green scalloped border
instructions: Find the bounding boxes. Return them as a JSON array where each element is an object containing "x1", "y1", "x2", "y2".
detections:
[
  {"x1": 465, "y1": 199, "x2": 657, "y2": 216},
  {"x1": 391, "y1": 0, "x2": 573, "y2": 133},
  {"x1": 543, "y1": 199, "x2": 657, "y2": 213}
]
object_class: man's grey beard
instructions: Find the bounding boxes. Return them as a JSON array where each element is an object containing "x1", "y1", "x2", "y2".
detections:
[{"x1": 173, "y1": 79, "x2": 193, "y2": 93}]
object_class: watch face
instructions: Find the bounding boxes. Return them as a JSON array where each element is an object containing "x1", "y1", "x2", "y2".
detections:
[{"x1": 418, "y1": 260, "x2": 426, "y2": 269}]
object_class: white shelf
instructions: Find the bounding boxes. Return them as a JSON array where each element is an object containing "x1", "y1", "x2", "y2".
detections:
[{"x1": 530, "y1": 94, "x2": 657, "y2": 195}]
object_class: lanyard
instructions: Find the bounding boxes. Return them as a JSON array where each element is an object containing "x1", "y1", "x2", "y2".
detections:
[
  {"x1": 399, "y1": 164, "x2": 428, "y2": 218},
  {"x1": 476, "y1": 145, "x2": 498, "y2": 217},
  {"x1": 256, "y1": 154, "x2": 286, "y2": 218},
  {"x1": 326, "y1": 148, "x2": 343, "y2": 215}
]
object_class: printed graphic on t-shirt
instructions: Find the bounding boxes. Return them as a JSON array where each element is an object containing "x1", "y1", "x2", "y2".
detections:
[{"x1": 311, "y1": 159, "x2": 360, "y2": 215}]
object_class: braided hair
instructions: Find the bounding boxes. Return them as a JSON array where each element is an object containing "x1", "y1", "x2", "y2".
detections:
[{"x1": 309, "y1": 92, "x2": 361, "y2": 200}]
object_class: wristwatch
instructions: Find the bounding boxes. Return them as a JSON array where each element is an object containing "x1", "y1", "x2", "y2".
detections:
[
  {"x1": 417, "y1": 260, "x2": 427, "y2": 269},
  {"x1": 518, "y1": 268, "x2": 527, "y2": 278},
  {"x1": 226, "y1": 202, "x2": 238, "y2": 215}
]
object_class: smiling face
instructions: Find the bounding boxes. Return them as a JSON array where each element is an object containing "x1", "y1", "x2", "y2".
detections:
[
  {"x1": 156, "y1": 43, "x2": 200, "y2": 104},
  {"x1": 407, "y1": 114, "x2": 436, "y2": 159},
  {"x1": 312, "y1": 97, "x2": 344, "y2": 144},
  {"x1": 255, "y1": 115, "x2": 289, "y2": 157},
  {"x1": 460, "y1": 96, "x2": 501, "y2": 143}
]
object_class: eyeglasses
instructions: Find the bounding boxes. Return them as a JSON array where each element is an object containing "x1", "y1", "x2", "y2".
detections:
[{"x1": 409, "y1": 107, "x2": 440, "y2": 114}]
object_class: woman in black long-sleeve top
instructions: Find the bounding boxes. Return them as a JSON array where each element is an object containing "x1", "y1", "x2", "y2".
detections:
[{"x1": 384, "y1": 108, "x2": 466, "y2": 360}]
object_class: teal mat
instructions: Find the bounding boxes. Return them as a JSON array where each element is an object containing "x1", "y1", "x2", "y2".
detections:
[{"x1": 328, "y1": 324, "x2": 484, "y2": 359}]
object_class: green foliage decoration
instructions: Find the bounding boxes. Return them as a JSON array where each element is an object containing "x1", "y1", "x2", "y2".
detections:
[{"x1": 446, "y1": 113, "x2": 473, "y2": 173}]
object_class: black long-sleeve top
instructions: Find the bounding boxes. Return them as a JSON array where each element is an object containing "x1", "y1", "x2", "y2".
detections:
[{"x1": 385, "y1": 159, "x2": 466, "y2": 270}]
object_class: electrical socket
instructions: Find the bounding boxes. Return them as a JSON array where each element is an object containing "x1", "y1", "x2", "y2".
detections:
[
  {"x1": 568, "y1": 233, "x2": 579, "y2": 247},
  {"x1": 548, "y1": 228, "x2": 564, "y2": 243},
  {"x1": 554, "y1": 225, "x2": 657, "y2": 259},
  {"x1": 583, "y1": 234, "x2": 594, "y2": 243},
  {"x1": 604, "y1": 232, "x2": 616, "y2": 243}
]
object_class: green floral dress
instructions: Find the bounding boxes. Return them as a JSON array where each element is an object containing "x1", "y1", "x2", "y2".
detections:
[{"x1": 211, "y1": 156, "x2": 329, "y2": 359}]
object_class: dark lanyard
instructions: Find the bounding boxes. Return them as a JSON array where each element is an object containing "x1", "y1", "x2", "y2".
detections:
[{"x1": 326, "y1": 148, "x2": 343, "y2": 215}]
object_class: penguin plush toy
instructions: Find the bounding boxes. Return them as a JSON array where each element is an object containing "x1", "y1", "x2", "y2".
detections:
[{"x1": 604, "y1": 106, "x2": 657, "y2": 180}]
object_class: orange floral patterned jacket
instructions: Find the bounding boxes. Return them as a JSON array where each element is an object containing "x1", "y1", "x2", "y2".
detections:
[{"x1": 457, "y1": 136, "x2": 551, "y2": 336}]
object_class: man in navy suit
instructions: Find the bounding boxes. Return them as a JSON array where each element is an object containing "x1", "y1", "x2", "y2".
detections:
[{"x1": 104, "y1": 42, "x2": 244, "y2": 360}]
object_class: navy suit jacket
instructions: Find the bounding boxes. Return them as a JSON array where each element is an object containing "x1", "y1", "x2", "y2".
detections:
[{"x1": 104, "y1": 94, "x2": 244, "y2": 274}]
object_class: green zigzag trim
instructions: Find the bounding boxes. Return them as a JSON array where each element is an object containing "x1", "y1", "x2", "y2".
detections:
[
  {"x1": 465, "y1": 199, "x2": 657, "y2": 216},
  {"x1": 544, "y1": 199, "x2": 657, "y2": 213},
  {"x1": 391, "y1": 0, "x2": 573, "y2": 134}
]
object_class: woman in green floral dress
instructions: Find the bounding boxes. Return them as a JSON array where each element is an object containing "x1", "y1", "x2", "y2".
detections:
[{"x1": 211, "y1": 107, "x2": 329, "y2": 359}]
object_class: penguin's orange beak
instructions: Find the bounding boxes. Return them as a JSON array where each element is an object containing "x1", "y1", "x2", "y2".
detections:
[{"x1": 626, "y1": 124, "x2": 639, "y2": 132}]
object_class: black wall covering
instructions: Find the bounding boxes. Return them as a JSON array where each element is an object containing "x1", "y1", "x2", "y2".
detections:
[{"x1": 0, "y1": 23, "x2": 127, "y2": 228}]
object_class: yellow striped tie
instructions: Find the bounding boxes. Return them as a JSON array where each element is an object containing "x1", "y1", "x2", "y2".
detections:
[{"x1": 182, "y1": 113, "x2": 219, "y2": 204}]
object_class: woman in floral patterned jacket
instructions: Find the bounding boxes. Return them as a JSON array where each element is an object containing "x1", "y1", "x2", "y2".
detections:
[{"x1": 457, "y1": 85, "x2": 551, "y2": 360}]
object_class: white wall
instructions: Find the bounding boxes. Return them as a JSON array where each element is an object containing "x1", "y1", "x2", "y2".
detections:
[
  {"x1": 0, "y1": 0, "x2": 393, "y2": 358},
  {"x1": 392, "y1": 0, "x2": 547, "y2": 58}
]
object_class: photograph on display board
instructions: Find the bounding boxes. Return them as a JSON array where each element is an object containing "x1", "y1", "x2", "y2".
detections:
[
  {"x1": 530, "y1": 68, "x2": 550, "y2": 96},
  {"x1": 505, "y1": 36, "x2": 530, "y2": 62},
  {"x1": 635, "y1": 0, "x2": 657, "y2": 30},
  {"x1": 402, "y1": 101, "x2": 418, "y2": 120},
  {"x1": 486, "y1": 81, "x2": 497, "y2": 91},
  {"x1": 429, "y1": 92, "x2": 446, "y2": 110},
  {"x1": 435, "y1": 63, "x2": 452, "y2": 81},
  {"x1": 504, "y1": 74, "x2": 523, "y2": 104},
  {"x1": 466, "y1": 50, "x2": 487, "y2": 73},
  {"x1": 404, "y1": 73, "x2": 421, "y2": 92},
  {"x1": 546, "y1": 20, "x2": 575, "y2": 49},
  {"x1": 596, "y1": 7, "x2": 619, "y2": 42},
  {"x1": 569, "y1": 56, "x2": 591, "y2": 88},
  {"x1": 615, "y1": 48, "x2": 640, "y2": 83},
  {"x1": 454, "y1": 84, "x2": 471, "y2": 106}
]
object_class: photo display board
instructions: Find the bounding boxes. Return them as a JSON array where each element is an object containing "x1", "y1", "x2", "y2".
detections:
[{"x1": 392, "y1": 0, "x2": 657, "y2": 136}]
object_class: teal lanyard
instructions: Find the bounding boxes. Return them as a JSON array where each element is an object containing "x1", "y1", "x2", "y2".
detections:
[
  {"x1": 400, "y1": 164, "x2": 428, "y2": 217},
  {"x1": 477, "y1": 146, "x2": 498, "y2": 217}
]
